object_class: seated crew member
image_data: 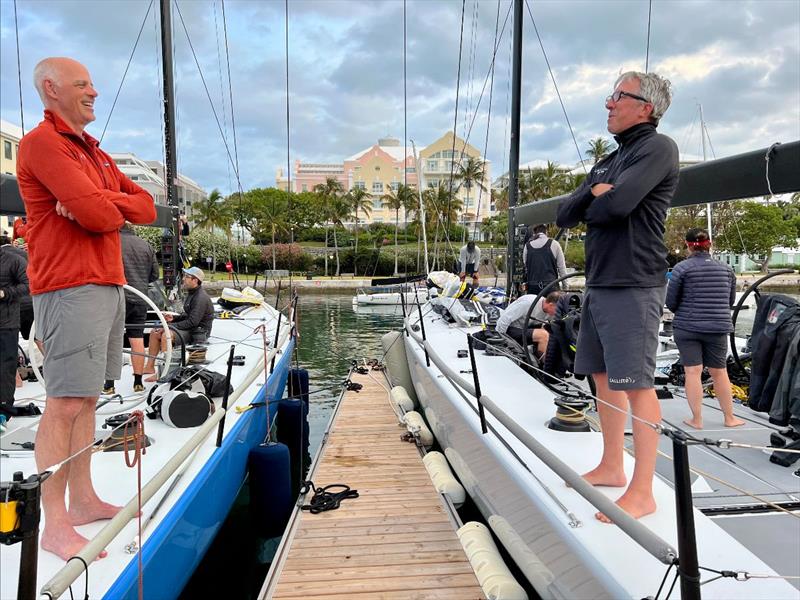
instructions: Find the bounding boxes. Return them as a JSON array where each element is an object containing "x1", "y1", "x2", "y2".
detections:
[
  {"x1": 458, "y1": 241, "x2": 481, "y2": 286},
  {"x1": 496, "y1": 291, "x2": 561, "y2": 356},
  {"x1": 143, "y1": 266, "x2": 213, "y2": 381}
]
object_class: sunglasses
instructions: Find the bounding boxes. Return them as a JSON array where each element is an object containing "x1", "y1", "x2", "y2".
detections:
[{"x1": 606, "y1": 90, "x2": 651, "y2": 104}]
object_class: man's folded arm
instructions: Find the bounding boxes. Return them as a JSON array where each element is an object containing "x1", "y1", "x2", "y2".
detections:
[{"x1": 556, "y1": 180, "x2": 593, "y2": 228}]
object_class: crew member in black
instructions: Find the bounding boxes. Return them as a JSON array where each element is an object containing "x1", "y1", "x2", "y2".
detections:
[
  {"x1": 144, "y1": 266, "x2": 214, "y2": 381},
  {"x1": 556, "y1": 71, "x2": 679, "y2": 524},
  {"x1": 522, "y1": 224, "x2": 566, "y2": 294},
  {"x1": 0, "y1": 234, "x2": 30, "y2": 417}
]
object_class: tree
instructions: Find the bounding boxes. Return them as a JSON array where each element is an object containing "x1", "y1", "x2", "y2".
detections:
[
  {"x1": 191, "y1": 189, "x2": 231, "y2": 273},
  {"x1": 455, "y1": 156, "x2": 487, "y2": 241},
  {"x1": 313, "y1": 177, "x2": 345, "y2": 276},
  {"x1": 381, "y1": 186, "x2": 408, "y2": 275},
  {"x1": 328, "y1": 195, "x2": 351, "y2": 276},
  {"x1": 347, "y1": 187, "x2": 372, "y2": 276},
  {"x1": 714, "y1": 201, "x2": 797, "y2": 271},
  {"x1": 586, "y1": 137, "x2": 615, "y2": 164}
]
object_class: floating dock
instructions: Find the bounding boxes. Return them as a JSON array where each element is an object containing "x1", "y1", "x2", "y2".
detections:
[{"x1": 259, "y1": 367, "x2": 485, "y2": 599}]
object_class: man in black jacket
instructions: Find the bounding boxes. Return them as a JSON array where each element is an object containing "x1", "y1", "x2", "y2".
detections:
[
  {"x1": 0, "y1": 234, "x2": 30, "y2": 416},
  {"x1": 144, "y1": 267, "x2": 214, "y2": 381},
  {"x1": 556, "y1": 71, "x2": 679, "y2": 523}
]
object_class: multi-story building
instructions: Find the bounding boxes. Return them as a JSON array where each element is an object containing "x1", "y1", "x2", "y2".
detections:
[
  {"x1": 144, "y1": 160, "x2": 206, "y2": 218},
  {"x1": 277, "y1": 132, "x2": 492, "y2": 233},
  {"x1": 1, "y1": 120, "x2": 24, "y2": 233},
  {"x1": 110, "y1": 153, "x2": 168, "y2": 206}
]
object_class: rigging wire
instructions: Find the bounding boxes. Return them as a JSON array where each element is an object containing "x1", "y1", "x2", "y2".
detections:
[
  {"x1": 524, "y1": 0, "x2": 586, "y2": 171},
  {"x1": 99, "y1": 0, "x2": 154, "y2": 144},
  {"x1": 471, "y1": 0, "x2": 503, "y2": 241},
  {"x1": 13, "y1": 0, "x2": 25, "y2": 134},
  {"x1": 213, "y1": 0, "x2": 234, "y2": 200},
  {"x1": 173, "y1": 0, "x2": 243, "y2": 187},
  {"x1": 645, "y1": 0, "x2": 653, "y2": 72},
  {"x1": 285, "y1": 0, "x2": 294, "y2": 292},
  {"x1": 445, "y1": 0, "x2": 467, "y2": 264}
]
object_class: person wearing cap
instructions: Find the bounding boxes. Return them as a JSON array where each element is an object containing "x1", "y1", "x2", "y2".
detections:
[
  {"x1": 556, "y1": 71, "x2": 678, "y2": 523},
  {"x1": 522, "y1": 224, "x2": 567, "y2": 294},
  {"x1": 143, "y1": 267, "x2": 214, "y2": 381},
  {"x1": 666, "y1": 228, "x2": 745, "y2": 429},
  {"x1": 458, "y1": 241, "x2": 481, "y2": 286}
]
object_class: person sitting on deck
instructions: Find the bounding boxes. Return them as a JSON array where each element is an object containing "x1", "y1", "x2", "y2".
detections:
[
  {"x1": 495, "y1": 291, "x2": 561, "y2": 356},
  {"x1": 144, "y1": 267, "x2": 214, "y2": 381}
]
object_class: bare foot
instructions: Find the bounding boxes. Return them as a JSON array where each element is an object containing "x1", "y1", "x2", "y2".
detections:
[
  {"x1": 41, "y1": 526, "x2": 108, "y2": 560},
  {"x1": 576, "y1": 466, "x2": 627, "y2": 488},
  {"x1": 144, "y1": 374, "x2": 159, "y2": 383},
  {"x1": 596, "y1": 490, "x2": 657, "y2": 524},
  {"x1": 68, "y1": 500, "x2": 123, "y2": 526},
  {"x1": 683, "y1": 418, "x2": 703, "y2": 429},
  {"x1": 724, "y1": 417, "x2": 746, "y2": 428}
]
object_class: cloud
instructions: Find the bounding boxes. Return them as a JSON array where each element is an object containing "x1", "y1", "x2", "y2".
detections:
[{"x1": 1, "y1": 0, "x2": 797, "y2": 194}]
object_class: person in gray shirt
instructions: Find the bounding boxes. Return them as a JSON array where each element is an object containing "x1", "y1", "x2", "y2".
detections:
[{"x1": 458, "y1": 241, "x2": 481, "y2": 286}]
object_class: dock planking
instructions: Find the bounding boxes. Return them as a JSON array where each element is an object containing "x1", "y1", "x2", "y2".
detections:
[{"x1": 264, "y1": 369, "x2": 485, "y2": 599}]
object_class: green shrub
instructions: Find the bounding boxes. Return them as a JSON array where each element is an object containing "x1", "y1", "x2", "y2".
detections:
[{"x1": 564, "y1": 241, "x2": 585, "y2": 270}]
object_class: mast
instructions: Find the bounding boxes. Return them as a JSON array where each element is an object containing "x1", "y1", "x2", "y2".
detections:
[
  {"x1": 160, "y1": 0, "x2": 181, "y2": 291},
  {"x1": 411, "y1": 141, "x2": 431, "y2": 274},
  {"x1": 505, "y1": 0, "x2": 523, "y2": 294},
  {"x1": 699, "y1": 103, "x2": 712, "y2": 246}
]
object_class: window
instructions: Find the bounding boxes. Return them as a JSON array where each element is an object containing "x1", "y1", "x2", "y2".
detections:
[
  {"x1": 354, "y1": 181, "x2": 366, "y2": 190},
  {"x1": 426, "y1": 160, "x2": 438, "y2": 171},
  {"x1": 372, "y1": 197, "x2": 383, "y2": 210},
  {"x1": 4, "y1": 140, "x2": 13, "y2": 159},
  {"x1": 301, "y1": 184, "x2": 307, "y2": 192},
  {"x1": 372, "y1": 181, "x2": 383, "y2": 194},
  {"x1": 374, "y1": 166, "x2": 381, "y2": 171},
  {"x1": 405, "y1": 167, "x2": 415, "y2": 173},
  {"x1": 373, "y1": 217, "x2": 384, "y2": 223},
  {"x1": 390, "y1": 182, "x2": 399, "y2": 191}
]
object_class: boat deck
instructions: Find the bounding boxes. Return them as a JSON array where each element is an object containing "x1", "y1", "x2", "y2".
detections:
[{"x1": 260, "y1": 369, "x2": 485, "y2": 599}]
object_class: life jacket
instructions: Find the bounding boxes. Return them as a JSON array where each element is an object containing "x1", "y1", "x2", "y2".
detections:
[
  {"x1": 543, "y1": 292, "x2": 583, "y2": 376},
  {"x1": 525, "y1": 238, "x2": 558, "y2": 291}
]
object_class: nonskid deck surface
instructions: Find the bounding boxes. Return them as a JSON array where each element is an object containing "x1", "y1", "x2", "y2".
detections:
[
  {"x1": 405, "y1": 302, "x2": 800, "y2": 599},
  {"x1": 0, "y1": 302, "x2": 289, "y2": 599},
  {"x1": 263, "y1": 369, "x2": 485, "y2": 600}
]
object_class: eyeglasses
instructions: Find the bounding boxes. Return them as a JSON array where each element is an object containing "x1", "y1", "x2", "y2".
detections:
[{"x1": 606, "y1": 90, "x2": 651, "y2": 104}]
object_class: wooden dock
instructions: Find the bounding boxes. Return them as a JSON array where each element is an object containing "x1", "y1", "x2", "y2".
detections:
[{"x1": 260, "y1": 368, "x2": 485, "y2": 599}]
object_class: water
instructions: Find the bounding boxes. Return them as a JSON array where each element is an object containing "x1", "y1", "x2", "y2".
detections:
[{"x1": 181, "y1": 293, "x2": 406, "y2": 599}]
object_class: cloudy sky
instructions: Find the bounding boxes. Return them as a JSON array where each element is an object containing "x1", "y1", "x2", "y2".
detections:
[{"x1": 1, "y1": 0, "x2": 798, "y2": 195}]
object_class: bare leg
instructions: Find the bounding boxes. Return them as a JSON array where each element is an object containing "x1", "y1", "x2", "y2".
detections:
[
  {"x1": 129, "y1": 337, "x2": 145, "y2": 375},
  {"x1": 581, "y1": 373, "x2": 628, "y2": 487},
  {"x1": 682, "y1": 364, "x2": 705, "y2": 429},
  {"x1": 533, "y1": 329, "x2": 550, "y2": 357},
  {"x1": 597, "y1": 387, "x2": 660, "y2": 523},
  {"x1": 143, "y1": 330, "x2": 162, "y2": 380},
  {"x1": 36, "y1": 397, "x2": 108, "y2": 560},
  {"x1": 708, "y1": 367, "x2": 745, "y2": 427},
  {"x1": 67, "y1": 398, "x2": 122, "y2": 526}
]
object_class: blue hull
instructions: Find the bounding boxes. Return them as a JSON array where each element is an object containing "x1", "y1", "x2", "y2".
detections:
[{"x1": 104, "y1": 339, "x2": 295, "y2": 600}]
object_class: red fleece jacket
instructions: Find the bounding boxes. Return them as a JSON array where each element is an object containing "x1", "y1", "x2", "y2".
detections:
[{"x1": 17, "y1": 111, "x2": 156, "y2": 295}]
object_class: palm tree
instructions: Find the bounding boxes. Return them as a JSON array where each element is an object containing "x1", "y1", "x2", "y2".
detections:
[
  {"x1": 347, "y1": 187, "x2": 372, "y2": 276},
  {"x1": 381, "y1": 186, "x2": 406, "y2": 275},
  {"x1": 423, "y1": 183, "x2": 462, "y2": 269},
  {"x1": 586, "y1": 137, "x2": 614, "y2": 164},
  {"x1": 192, "y1": 188, "x2": 231, "y2": 273},
  {"x1": 260, "y1": 200, "x2": 289, "y2": 271},
  {"x1": 455, "y1": 156, "x2": 487, "y2": 241},
  {"x1": 328, "y1": 195, "x2": 351, "y2": 277},
  {"x1": 313, "y1": 177, "x2": 345, "y2": 277}
]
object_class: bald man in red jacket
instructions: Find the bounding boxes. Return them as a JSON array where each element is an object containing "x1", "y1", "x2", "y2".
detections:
[{"x1": 17, "y1": 57, "x2": 156, "y2": 561}]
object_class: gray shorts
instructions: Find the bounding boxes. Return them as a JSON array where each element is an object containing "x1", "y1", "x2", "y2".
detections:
[
  {"x1": 673, "y1": 329, "x2": 728, "y2": 369},
  {"x1": 574, "y1": 286, "x2": 665, "y2": 390},
  {"x1": 33, "y1": 284, "x2": 125, "y2": 398}
]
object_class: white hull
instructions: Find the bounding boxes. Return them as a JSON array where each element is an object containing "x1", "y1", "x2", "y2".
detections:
[{"x1": 353, "y1": 289, "x2": 429, "y2": 305}]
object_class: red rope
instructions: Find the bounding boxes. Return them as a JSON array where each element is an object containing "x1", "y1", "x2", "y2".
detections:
[{"x1": 123, "y1": 410, "x2": 146, "y2": 600}]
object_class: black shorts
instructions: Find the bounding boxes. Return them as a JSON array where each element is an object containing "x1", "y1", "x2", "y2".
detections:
[
  {"x1": 125, "y1": 300, "x2": 148, "y2": 338},
  {"x1": 464, "y1": 263, "x2": 477, "y2": 277},
  {"x1": 19, "y1": 303, "x2": 33, "y2": 340},
  {"x1": 673, "y1": 329, "x2": 728, "y2": 369}
]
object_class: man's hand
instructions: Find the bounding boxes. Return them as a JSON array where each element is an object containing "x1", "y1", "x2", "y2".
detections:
[
  {"x1": 520, "y1": 283, "x2": 527, "y2": 292},
  {"x1": 55, "y1": 201, "x2": 75, "y2": 220},
  {"x1": 459, "y1": 272, "x2": 466, "y2": 281},
  {"x1": 591, "y1": 183, "x2": 614, "y2": 197},
  {"x1": 164, "y1": 314, "x2": 174, "y2": 322}
]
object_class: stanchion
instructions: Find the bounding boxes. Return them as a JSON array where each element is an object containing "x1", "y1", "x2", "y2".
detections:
[
  {"x1": 466, "y1": 334, "x2": 488, "y2": 434},
  {"x1": 670, "y1": 429, "x2": 702, "y2": 600}
]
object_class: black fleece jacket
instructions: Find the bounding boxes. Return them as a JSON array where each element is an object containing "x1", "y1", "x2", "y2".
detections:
[
  {"x1": 172, "y1": 284, "x2": 214, "y2": 337},
  {"x1": 556, "y1": 122, "x2": 679, "y2": 287},
  {"x1": 0, "y1": 245, "x2": 29, "y2": 329}
]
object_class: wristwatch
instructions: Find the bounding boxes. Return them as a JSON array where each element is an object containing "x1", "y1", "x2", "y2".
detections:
[{"x1": 0, "y1": 289, "x2": 5, "y2": 299}]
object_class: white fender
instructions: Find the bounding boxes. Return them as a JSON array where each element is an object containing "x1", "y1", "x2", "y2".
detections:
[
  {"x1": 457, "y1": 521, "x2": 528, "y2": 600},
  {"x1": 381, "y1": 330, "x2": 419, "y2": 404},
  {"x1": 488, "y1": 515, "x2": 556, "y2": 592},
  {"x1": 389, "y1": 385, "x2": 415, "y2": 413},
  {"x1": 402, "y1": 410, "x2": 433, "y2": 448},
  {"x1": 422, "y1": 451, "x2": 465, "y2": 507}
]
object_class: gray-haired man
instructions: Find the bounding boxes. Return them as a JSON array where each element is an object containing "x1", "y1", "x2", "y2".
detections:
[{"x1": 556, "y1": 71, "x2": 679, "y2": 523}]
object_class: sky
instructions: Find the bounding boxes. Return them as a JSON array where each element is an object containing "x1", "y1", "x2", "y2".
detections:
[{"x1": 1, "y1": 0, "x2": 798, "y2": 196}]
